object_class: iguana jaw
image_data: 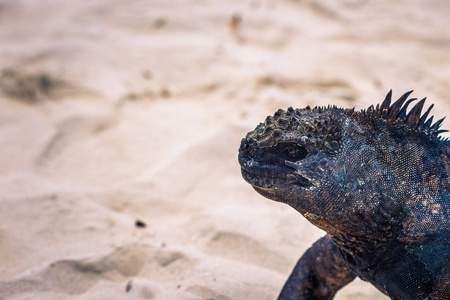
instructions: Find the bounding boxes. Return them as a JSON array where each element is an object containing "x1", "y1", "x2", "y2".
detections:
[
  {"x1": 240, "y1": 162, "x2": 312, "y2": 190},
  {"x1": 239, "y1": 162, "x2": 313, "y2": 204}
]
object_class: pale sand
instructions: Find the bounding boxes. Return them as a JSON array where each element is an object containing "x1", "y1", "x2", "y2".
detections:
[{"x1": 1, "y1": 0, "x2": 450, "y2": 299}]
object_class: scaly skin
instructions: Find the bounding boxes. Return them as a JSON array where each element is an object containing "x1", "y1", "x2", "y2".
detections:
[{"x1": 238, "y1": 91, "x2": 450, "y2": 299}]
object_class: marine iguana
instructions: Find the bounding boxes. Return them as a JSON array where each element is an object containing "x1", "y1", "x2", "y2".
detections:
[{"x1": 238, "y1": 91, "x2": 450, "y2": 299}]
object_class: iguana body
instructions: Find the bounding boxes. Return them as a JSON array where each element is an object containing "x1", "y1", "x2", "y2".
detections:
[{"x1": 238, "y1": 91, "x2": 450, "y2": 299}]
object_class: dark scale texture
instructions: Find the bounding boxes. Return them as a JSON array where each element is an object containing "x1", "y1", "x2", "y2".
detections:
[{"x1": 238, "y1": 91, "x2": 450, "y2": 299}]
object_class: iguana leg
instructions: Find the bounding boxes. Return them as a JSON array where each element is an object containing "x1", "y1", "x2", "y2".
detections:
[{"x1": 278, "y1": 235, "x2": 356, "y2": 300}]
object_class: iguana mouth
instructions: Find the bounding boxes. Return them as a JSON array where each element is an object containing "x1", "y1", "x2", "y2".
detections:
[{"x1": 240, "y1": 164, "x2": 311, "y2": 189}]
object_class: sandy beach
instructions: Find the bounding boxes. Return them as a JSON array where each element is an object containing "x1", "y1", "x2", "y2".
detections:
[{"x1": 1, "y1": 0, "x2": 450, "y2": 299}]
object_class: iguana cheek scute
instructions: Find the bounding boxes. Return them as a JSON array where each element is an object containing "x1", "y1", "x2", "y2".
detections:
[
  {"x1": 284, "y1": 158, "x2": 329, "y2": 186},
  {"x1": 238, "y1": 90, "x2": 450, "y2": 299}
]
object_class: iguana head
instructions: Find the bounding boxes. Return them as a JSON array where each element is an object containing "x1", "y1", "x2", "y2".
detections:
[
  {"x1": 238, "y1": 91, "x2": 447, "y2": 235},
  {"x1": 238, "y1": 104, "x2": 344, "y2": 215}
]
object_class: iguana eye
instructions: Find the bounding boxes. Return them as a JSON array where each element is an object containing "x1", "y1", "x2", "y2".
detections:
[
  {"x1": 286, "y1": 148, "x2": 298, "y2": 155},
  {"x1": 283, "y1": 144, "x2": 308, "y2": 160}
]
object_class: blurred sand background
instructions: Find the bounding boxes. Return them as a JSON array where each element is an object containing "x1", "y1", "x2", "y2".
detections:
[{"x1": 1, "y1": 0, "x2": 450, "y2": 299}]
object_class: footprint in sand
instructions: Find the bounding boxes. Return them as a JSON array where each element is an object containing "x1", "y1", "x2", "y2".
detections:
[
  {"x1": 0, "y1": 243, "x2": 157, "y2": 298},
  {"x1": 0, "y1": 69, "x2": 97, "y2": 103},
  {"x1": 257, "y1": 75, "x2": 357, "y2": 102},
  {"x1": 0, "y1": 242, "x2": 200, "y2": 299},
  {"x1": 186, "y1": 284, "x2": 231, "y2": 300},
  {"x1": 206, "y1": 230, "x2": 290, "y2": 273}
]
